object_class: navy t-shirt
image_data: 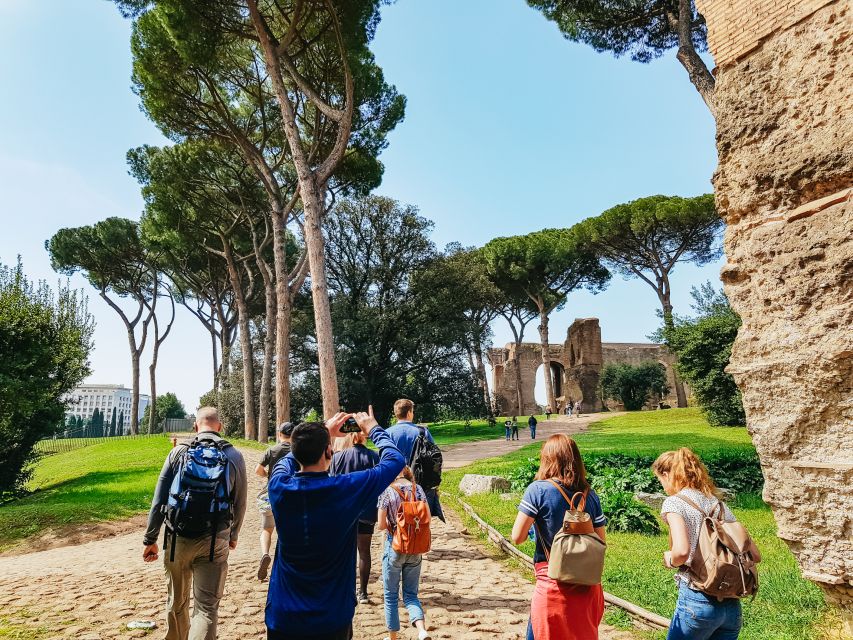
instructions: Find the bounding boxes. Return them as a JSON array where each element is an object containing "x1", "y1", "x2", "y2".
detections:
[
  {"x1": 329, "y1": 444, "x2": 381, "y2": 524},
  {"x1": 518, "y1": 480, "x2": 607, "y2": 563}
]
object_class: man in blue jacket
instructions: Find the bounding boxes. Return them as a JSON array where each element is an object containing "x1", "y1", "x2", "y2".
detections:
[
  {"x1": 386, "y1": 398, "x2": 444, "y2": 522},
  {"x1": 265, "y1": 408, "x2": 405, "y2": 640}
]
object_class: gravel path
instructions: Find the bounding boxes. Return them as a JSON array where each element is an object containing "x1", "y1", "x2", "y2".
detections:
[{"x1": 0, "y1": 417, "x2": 633, "y2": 639}]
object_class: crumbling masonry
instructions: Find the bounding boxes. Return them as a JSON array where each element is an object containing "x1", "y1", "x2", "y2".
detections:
[
  {"x1": 488, "y1": 318, "x2": 685, "y2": 416},
  {"x1": 696, "y1": 0, "x2": 853, "y2": 629}
]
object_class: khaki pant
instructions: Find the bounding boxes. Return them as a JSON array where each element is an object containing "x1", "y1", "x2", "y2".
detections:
[{"x1": 164, "y1": 532, "x2": 230, "y2": 640}]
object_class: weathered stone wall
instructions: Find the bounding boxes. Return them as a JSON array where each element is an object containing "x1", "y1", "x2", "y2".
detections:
[
  {"x1": 488, "y1": 318, "x2": 682, "y2": 415},
  {"x1": 601, "y1": 343, "x2": 685, "y2": 410},
  {"x1": 697, "y1": 0, "x2": 853, "y2": 621}
]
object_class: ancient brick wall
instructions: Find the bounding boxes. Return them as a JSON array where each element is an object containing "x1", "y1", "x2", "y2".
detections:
[
  {"x1": 698, "y1": 0, "x2": 837, "y2": 66},
  {"x1": 600, "y1": 344, "x2": 685, "y2": 410},
  {"x1": 488, "y1": 318, "x2": 683, "y2": 415},
  {"x1": 697, "y1": 0, "x2": 853, "y2": 622}
]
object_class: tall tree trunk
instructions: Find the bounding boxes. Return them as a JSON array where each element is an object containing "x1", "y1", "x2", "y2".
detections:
[
  {"x1": 148, "y1": 353, "x2": 157, "y2": 434},
  {"x1": 538, "y1": 310, "x2": 557, "y2": 414},
  {"x1": 272, "y1": 211, "x2": 292, "y2": 424},
  {"x1": 513, "y1": 342, "x2": 524, "y2": 417},
  {"x1": 659, "y1": 288, "x2": 688, "y2": 408},
  {"x1": 130, "y1": 348, "x2": 140, "y2": 435},
  {"x1": 302, "y1": 185, "x2": 340, "y2": 418},
  {"x1": 148, "y1": 290, "x2": 176, "y2": 434},
  {"x1": 211, "y1": 325, "x2": 219, "y2": 393},
  {"x1": 257, "y1": 258, "x2": 276, "y2": 443},
  {"x1": 224, "y1": 243, "x2": 257, "y2": 440},
  {"x1": 474, "y1": 341, "x2": 491, "y2": 413},
  {"x1": 247, "y1": 2, "x2": 347, "y2": 419},
  {"x1": 668, "y1": 0, "x2": 716, "y2": 115}
]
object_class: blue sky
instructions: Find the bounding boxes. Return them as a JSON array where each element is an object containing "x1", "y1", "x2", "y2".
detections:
[{"x1": 0, "y1": 1, "x2": 720, "y2": 410}]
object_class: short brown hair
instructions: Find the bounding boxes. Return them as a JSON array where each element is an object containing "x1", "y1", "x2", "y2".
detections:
[{"x1": 393, "y1": 398, "x2": 414, "y2": 419}]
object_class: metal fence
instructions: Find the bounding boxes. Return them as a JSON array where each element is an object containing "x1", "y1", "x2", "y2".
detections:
[{"x1": 35, "y1": 427, "x2": 170, "y2": 456}]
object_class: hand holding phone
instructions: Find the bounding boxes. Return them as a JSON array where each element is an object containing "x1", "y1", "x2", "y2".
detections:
[{"x1": 340, "y1": 417, "x2": 361, "y2": 433}]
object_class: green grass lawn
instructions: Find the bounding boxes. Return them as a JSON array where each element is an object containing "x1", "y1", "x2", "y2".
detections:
[
  {"x1": 442, "y1": 409, "x2": 829, "y2": 640},
  {"x1": 0, "y1": 437, "x2": 173, "y2": 553}
]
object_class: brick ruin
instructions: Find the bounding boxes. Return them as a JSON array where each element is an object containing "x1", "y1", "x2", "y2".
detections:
[
  {"x1": 697, "y1": 0, "x2": 852, "y2": 628},
  {"x1": 488, "y1": 318, "x2": 685, "y2": 416}
]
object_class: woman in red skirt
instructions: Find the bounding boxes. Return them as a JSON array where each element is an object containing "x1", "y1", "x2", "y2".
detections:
[{"x1": 511, "y1": 434, "x2": 607, "y2": 640}]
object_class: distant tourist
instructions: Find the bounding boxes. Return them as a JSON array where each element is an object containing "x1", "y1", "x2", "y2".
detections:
[
  {"x1": 511, "y1": 415, "x2": 519, "y2": 441},
  {"x1": 255, "y1": 421, "x2": 294, "y2": 580},
  {"x1": 511, "y1": 434, "x2": 607, "y2": 639},
  {"x1": 265, "y1": 409, "x2": 404, "y2": 640},
  {"x1": 377, "y1": 465, "x2": 434, "y2": 640},
  {"x1": 545, "y1": 406, "x2": 552, "y2": 421},
  {"x1": 387, "y1": 399, "x2": 445, "y2": 522},
  {"x1": 652, "y1": 448, "x2": 762, "y2": 640},
  {"x1": 574, "y1": 400, "x2": 582, "y2": 417},
  {"x1": 142, "y1": 406, "x2": 247, "y2": 640},
  {"x1": 504, "y1": 418, "x2": 513, "y2": 441},
  {"x1": 528, "y1": 415, "x2": 538, "y2": 439},
  {"x1": 330, "y1": 431, "x2": 381, "y2": 604}
]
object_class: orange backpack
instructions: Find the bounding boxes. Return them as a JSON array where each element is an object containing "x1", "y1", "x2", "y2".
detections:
[{"x1": 391, "y1": 482, "x2": 431, "y2": 555}]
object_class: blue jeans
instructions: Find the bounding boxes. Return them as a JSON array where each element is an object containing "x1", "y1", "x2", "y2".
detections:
[
  {"x1": 667, "y1": 584, "x2": 742, "y2": 640},
  {"x1": 382, "y1": 537, "x2": 425, "y2": 632},
  {"x1": 529, "y1": 426, "x2": 536, "y2": 439},
  {"x1": 505, "y1": 427, "x2": 511, "y2": 440}
]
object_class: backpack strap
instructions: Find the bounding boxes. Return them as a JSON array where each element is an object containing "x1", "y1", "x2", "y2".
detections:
[
  {"x1": 547, "y1": 479, "x2": 587, "y2": 511},
  {"x1": 676, "y1": 493, "x2": 710, "y2": 517}
]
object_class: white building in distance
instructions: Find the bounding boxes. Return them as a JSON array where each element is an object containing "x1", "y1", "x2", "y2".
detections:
[{"x1": 65, "y1": 384, "x2": 150, "y2": 433}]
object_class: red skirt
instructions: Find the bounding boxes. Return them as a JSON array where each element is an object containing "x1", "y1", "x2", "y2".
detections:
[{"x1": 530, "y1": 562, "x2": 604, "y2": 640}]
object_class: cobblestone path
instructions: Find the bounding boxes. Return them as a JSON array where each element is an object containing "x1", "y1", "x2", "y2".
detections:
[{"x1": 0, "y1": 433, "x2": 633, "y2": 639}]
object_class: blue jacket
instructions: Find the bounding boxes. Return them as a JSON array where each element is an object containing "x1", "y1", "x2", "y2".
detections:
[
  {"x1": 385, "y1": 421, "x2": 434, "y2": 463},
  {"x1": 265, "y1": 426, "x2": 405, "y2": 635}
]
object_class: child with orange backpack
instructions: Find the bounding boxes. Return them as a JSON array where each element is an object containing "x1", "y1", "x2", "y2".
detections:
[{"x1": 377, "y1": 466, "x2": 433, "y2": 640}]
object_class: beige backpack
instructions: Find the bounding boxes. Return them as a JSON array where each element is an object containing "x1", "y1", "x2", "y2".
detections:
[
  {"x1": 677, "y1": 495, "x2": 760, "y2": 600},
  {"x1": 536, "y1": 480, "x2": 606, "y2": 586}
]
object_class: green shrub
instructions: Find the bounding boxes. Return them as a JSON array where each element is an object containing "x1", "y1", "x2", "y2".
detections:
[
  {"x1": 509, "y1": 457, "x2": 539, "y2": 492},
  {"x1": 505, "y1": 450, "x2": 764, "y2": 497},
  {"x1": 600, "y1": 362, "x2": 668, "y2": 410},
  {"x1": 600, "y1": 490, "x2": 661, "y2": 534}
]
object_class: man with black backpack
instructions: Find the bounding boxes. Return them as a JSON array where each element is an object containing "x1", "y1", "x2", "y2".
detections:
[
  {"x1": 386, "y1": 399, "x2": 445, "y2": 522},
  {"x1": 142, "y1": 406, "x2": 247, "y2": 640}
]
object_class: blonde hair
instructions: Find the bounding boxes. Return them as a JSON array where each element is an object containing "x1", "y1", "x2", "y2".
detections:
[
  {"x1": 535, "y1": 434, "x2": 589, "y2": 492},
  {"x1": 652, "y1": 447, "x2": 722, "y2": 499},
  {"x1": 332, "y1": 432, "x2": 367, "y2": 453}
]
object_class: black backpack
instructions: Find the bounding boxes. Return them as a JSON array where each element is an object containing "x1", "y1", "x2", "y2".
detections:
[
  {"x1": 164, "y1": 436, "x2": 234, "y2": 561},
  {"x1": 409, "y1": 427, "x2": 443, "y2": 491}
]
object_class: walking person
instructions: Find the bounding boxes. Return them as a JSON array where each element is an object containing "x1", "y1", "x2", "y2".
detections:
[
  {"x1": 330, "y1": 431, "x2": 381, "y2": 604},
  {"x1": 265, "y1": 408, "x2": 404, "y2": 640},
  {"x1": 511, "y1": 434, "x2": 607, "y2": 640},
  {"x1": 511, "y1": 415, "x2": 520, "y2": 441},
  {"x1": 652, "y1": 448, "x2": 762, "y2": 640},
  {"x1": 504, "y1": 418, "x2": 513, "y2": 441},
  {"x1": 574, "y1": 400, "x2": 582, "y2": 417},
  {"x1": 386, "y1": 399, "x2": 445, "y2": 522},
  {"x1": 377, "y1": 466, "x2": 433, "y2": 640},
  {"x1": 545, "y1": 407, "x2": 552, "y2": 421},
  {"x1": 528, "y1": 415, "x2": 538, "y2": 440},
  {"x1": 255, "y1": 421, "x2": 294, "y2": 580},
  {"x1": 142, "y1": 407, "x2": 247, "y2": 640}
]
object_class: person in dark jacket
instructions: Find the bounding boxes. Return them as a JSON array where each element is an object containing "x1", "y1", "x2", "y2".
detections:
[
  {"x1": 330, "y1": 432, "x2": 381, "y2": 604},
  {"x1": 528, "y1": 415, "x2": 538, "y2": 440},
  {"x1": 265, "y1": 408, "x2": 404, "y2": 640}
]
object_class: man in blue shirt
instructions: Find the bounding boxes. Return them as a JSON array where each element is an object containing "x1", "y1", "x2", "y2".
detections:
[
  {"x1": 386, "y1": 398, "x2": 444, "y2": 522},
  {"x1": 265, "y1": 408, "x2": 404, "y2": 640}
]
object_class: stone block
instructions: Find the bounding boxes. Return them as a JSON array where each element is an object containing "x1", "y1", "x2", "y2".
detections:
[{"x1": 459, "y1": 474, "x2": 511, "y2": 496}]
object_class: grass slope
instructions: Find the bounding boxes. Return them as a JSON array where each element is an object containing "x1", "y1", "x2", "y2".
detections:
[
  {"x1": 0, "y1": 437, "x2": 173, "y2": 553},
  {"x1": 442, "y1": 409, "x2": 827, "y2": 640}
]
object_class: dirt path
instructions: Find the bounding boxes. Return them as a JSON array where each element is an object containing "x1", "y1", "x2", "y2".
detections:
[
  {"x1": 442, "y1": 413, "x2": 615, "y2": 469},
  {"x1": 0, "y1": 421, "x2": 632, "y2": 639}
]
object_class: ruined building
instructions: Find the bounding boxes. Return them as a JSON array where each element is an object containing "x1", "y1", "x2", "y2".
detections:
[
  {"x1": 488, "y1": 318, "x2": 685, "y2": 415},
  {"x1": 696, "y1": 0, "x2": 853, "y2": 629}
]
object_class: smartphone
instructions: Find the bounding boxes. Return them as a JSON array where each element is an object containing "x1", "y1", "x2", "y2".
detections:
[{"x1": 340, "y1": 417, "x2": 360, "y2": 433}]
